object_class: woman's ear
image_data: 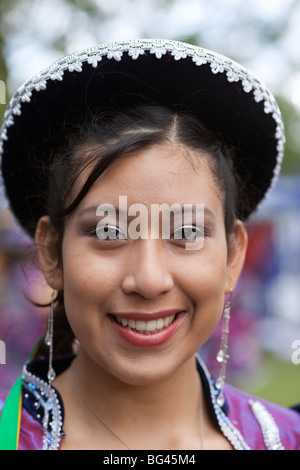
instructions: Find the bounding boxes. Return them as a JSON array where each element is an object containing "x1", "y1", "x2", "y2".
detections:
[
  {"x1": 225, "y1": 220, "x2": 248, "y2": 294},
  {"x1": 35, "y1": 215, "x2": 63, "y2": 290}
]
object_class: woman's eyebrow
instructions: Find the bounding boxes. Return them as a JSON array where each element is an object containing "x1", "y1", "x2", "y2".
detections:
[
  {"x1": 170, "y1": 205, "x2": 217, "y2": 221},
  {"x1": 78, "y1": 203, "x2": 217, "y2": 221},
  {"x1": 78, "y1": 204, "x2": 127, "y2": 218}
]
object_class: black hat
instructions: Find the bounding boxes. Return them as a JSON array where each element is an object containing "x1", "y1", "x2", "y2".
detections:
[{"x1": 0, "y1": 39, "x2": 285, "y2": 236}]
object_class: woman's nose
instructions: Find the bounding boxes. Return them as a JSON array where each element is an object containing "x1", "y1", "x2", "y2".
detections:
[{"x1": 121, "y1": 239, "x2": 174, "y2": 299}]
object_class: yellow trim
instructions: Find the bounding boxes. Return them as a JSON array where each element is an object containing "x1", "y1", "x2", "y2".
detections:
[{"x1": 16, "y1": 392, "x2": 22, "y2": 449}]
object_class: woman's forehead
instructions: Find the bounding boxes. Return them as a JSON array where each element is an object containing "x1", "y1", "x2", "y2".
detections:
[
  {"x1": 106, "y1": 142, "x2": 208, "y2": 176},
  {"x1": 73, "y1": 143, "x2": 223, "y2": 217},
  {"x1": 77, "y1": 142, "x2": 211, "y2": 186}
]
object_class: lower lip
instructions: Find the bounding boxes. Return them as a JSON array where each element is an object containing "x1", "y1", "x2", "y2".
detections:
[{"x1": 109, "y1": 312, "x2": 186, "y2": 347}]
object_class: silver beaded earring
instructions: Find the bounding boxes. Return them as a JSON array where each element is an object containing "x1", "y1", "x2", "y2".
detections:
[
  {"x1": 216, "y1": 288, "x2": 233, "y2": 407},
  {"x1": 45, "y1": 282, "x2": 56, "y2": 384}
]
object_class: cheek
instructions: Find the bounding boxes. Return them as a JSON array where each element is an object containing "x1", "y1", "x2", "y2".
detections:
[
  {"x1": 182, "y1": 244, "x2": 228, "y2": 343},
  {"x1": 60, "y1": 243, "x2": 121, "y2": 335},
  {"x1": 62, "y1": 239, "x2": 120, "y2": 293},
  {"x1": 183, "y1": 236, "x2": 228, "y2": 294}
]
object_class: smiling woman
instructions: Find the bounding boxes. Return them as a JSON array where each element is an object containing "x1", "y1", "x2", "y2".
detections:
[{"x1": 0, "y1": 39, "x2": 299, "y2": 451}]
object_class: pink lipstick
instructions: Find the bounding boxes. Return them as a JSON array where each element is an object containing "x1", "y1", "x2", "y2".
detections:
[{"x1": 108, "y1": 309, "x2": 186, "y2": 347}]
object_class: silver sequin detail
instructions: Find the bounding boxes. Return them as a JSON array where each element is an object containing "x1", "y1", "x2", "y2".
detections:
[
  {"x1": 22, "y1": 355, "x2": 285, "y2": 450},
  {"x1": 195, "y1": 353, "x2": 251, "y2": 450},
  {"x1": 22, "y1": 363, "x2": 63, "y2": 450},
  {"x1": 249, "y1": 399, "x2": 285, "y2": 450}
]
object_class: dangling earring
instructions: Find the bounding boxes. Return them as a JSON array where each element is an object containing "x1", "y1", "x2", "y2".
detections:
[
  {"x1": 216, "y1": 288, "x2": 233, "y2": 407},
  {"x1": 45, "y1": 281, "x2": 56, "y2": 384}
]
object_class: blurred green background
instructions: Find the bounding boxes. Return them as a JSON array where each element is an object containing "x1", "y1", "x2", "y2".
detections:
[{"x1": 0, "y1": 0, "x2": 299, "y2": 407}]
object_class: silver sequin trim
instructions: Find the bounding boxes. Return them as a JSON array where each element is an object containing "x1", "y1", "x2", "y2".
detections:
[
  {"x1": 249, "y1": 399, "x2": 285, "y2": 450},
  {"x1": 22, "y1": 363, "x2": 63, "y2": 450},
  {"x1": 22, "y1": 355, "x2": 285, "y2": 450},
  {"x1": 196, "y1": 353, "x2": 285, "y2": 450},
  {"x1": 195, "y1": 353, "x2": 251, "y2": 450}
]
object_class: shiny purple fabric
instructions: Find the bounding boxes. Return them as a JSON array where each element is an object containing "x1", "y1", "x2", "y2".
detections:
[
  {"x1": 224, "y1": 383, "x2": 300, "y2": 450},
  {"x1": 1, "y1": 381, "x2": 300, "y2": 450},
  {"x1": 0, "y1": 393, "x2": 44, "y2": 450},
  {"x1": 18, "y1": 406, "x2": 44, "y2": 450}
]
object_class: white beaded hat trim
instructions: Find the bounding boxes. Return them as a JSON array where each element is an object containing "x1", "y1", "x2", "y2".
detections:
[{"x1": 0, "y1": 39, "x2": 285, "y2": 204}]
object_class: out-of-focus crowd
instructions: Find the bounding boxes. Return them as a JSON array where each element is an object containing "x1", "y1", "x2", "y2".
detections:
[{"x1": 0, "y1": 205, "x2": 49, "y2": 394}]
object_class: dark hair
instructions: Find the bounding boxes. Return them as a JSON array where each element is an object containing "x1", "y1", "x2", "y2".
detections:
[{"x1": 37, "y1": 104, "x2": 240, "y2": 356}]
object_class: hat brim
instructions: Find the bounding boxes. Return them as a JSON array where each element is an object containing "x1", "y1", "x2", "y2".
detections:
[{"x1": 0, "y1": 39, "x2": 285, "y2": 235}]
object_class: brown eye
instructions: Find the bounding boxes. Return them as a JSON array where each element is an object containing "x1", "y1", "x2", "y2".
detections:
[
  {"x1": 171, "y1": 225, "x2": 206, "y2": 241},
  {"x1": 96, "y1": 224, "x2": 127, "y2": 240}
]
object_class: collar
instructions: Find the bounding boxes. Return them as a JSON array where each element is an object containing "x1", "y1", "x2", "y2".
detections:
[{"x1": 22, "y1": 354, "x2": 250, "y2": 450}]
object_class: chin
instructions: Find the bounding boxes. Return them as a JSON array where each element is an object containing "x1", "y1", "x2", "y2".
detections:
[{"x1": 103, "y1": 349, "x2": 194, "y2": 388}]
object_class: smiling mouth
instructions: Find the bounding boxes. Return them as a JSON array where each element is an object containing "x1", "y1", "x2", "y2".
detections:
[
  {"x1": 108, "y1": 310, "x2": 186, "y2": 346},
  {"x1": 111, "y1": 313, "x2": 180, "y2": 334}
]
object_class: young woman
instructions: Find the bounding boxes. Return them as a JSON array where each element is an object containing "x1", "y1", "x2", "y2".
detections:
[{"x1": 0, "y1": 39, "x2": 299, "y2": 450}]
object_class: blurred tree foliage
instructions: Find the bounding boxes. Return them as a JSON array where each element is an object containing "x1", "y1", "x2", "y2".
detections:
[
  {"x1": 0, "y1": 0, "x2": 300, "y2": 173},
  {"x1": 0, "y1": 1, "x2": 10, "y2": 123},
  {"x1": 276, "y1": 95, "x2": 300, "y2": 174}
]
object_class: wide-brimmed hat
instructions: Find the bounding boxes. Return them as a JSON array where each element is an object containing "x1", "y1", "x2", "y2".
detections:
[{"x1": 0, "y1": 39, "x2": 285, "y2": 236}]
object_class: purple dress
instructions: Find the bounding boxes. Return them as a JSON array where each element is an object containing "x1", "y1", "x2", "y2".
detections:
[{"x1": 1, "y1": 354, "x2": 299, "y2": 450}]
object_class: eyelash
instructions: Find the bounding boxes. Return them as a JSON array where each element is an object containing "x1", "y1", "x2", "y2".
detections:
[
  {"x1": 96, "y1": 224, "x2": 126, "y2": 240},
  {"x1": 83, "y1": 224, "x2": 210, "y2": 242},
  {"x1": 170, "y1": 225, "x2": 210, "y2": 241}
]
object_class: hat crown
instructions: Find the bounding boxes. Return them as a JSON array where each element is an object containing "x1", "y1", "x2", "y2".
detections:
[{"x1": 0, "y1": 39, "x2": 285, "y2": 233}]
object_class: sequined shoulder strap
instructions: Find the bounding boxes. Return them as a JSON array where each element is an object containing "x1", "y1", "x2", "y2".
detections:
[{"x1": 249, "y1": 399, "x2": 285, "y2": 450}]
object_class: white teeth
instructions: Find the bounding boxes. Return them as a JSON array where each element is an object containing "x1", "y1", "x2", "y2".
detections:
[
  {"x1": 146, "y1": 320, "x2": 156, "y2": 331},
  {"x1": 136, "y1": 320, "x2": 146, "y2": 330},
  {"x1": 128, "y1": 319, "x2": 135, "y2": 329},
  {"x1": 116, "y1": 314, "x2": 176, "y2": 333}
]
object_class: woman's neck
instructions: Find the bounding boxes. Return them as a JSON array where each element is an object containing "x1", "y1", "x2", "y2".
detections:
[{"x1": 54, "y1": 350, "x2": 205, "y2": 450}]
